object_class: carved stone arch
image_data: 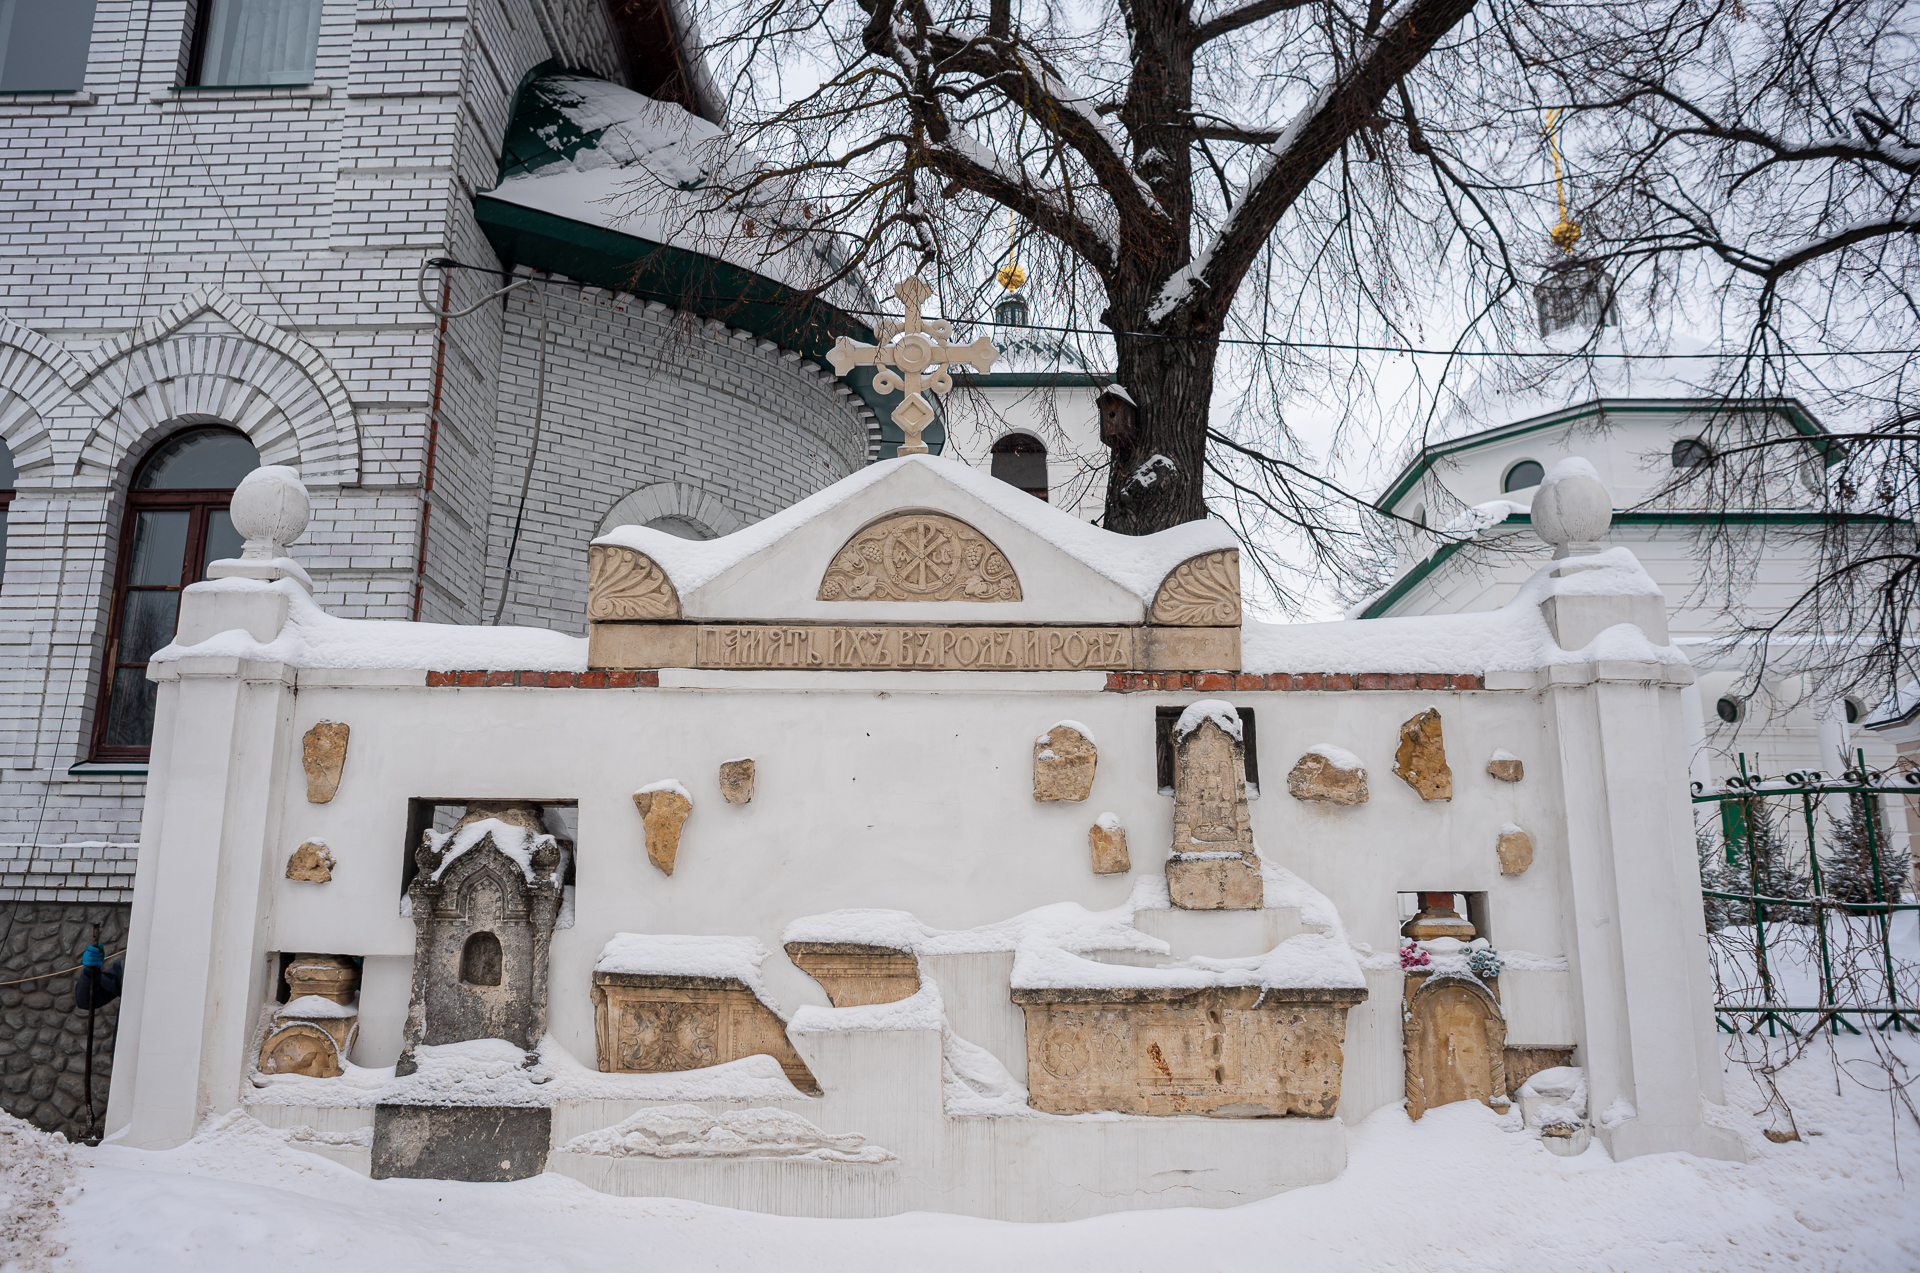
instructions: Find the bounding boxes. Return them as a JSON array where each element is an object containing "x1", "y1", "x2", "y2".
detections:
[
  {"x1": 598, "y1": 480, "x2": 746, "y2": 539},
  {"x1": 0, "y1": 316, "x2": 85, "y2": 481},
  {"x1": 1403, "y1": 973, "x2": 1508, "y2": 1121},
  {"x1": 71, "y1": 287, "x2": 358, "y2": 484},
  {"x1": 817, "y1": 509, "x2": 1022, "y2": 602},
  {"x1": 1151, "y1": 549, "x2": 1242, "y2": 626}
]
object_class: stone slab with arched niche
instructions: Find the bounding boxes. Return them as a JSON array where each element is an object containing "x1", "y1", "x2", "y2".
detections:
[{"x1": 586, "y1": 453, "x2": 1243, "y2": 672}]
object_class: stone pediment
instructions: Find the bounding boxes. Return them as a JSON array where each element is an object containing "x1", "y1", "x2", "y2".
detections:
[{"x1": 587, "y1": 456, "x2": 1243, "y2": 672}]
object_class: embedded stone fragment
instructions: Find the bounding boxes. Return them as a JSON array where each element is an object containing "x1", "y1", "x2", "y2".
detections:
[
  {"x1": 719, "y1": 758, "x2": 755, "y2": 804},
  {"x1": 1393, "y1": 708, "x2": 1453, "y2": 801},
  {"x1": 1167, "y1": 701, "x2": 1261, "y2": 910},
  {"x1": 633, "y1": 782, "x2": 693, "y2": 876},
  {"x1": 1497, "y1": 824, "x2": 1535, "y2": 875},
  {"x1": 1486, "y1": 749, "x2": 1524, "y2": 783},
  {"x1": 302, "y1": 721, "x2": 349, "y2": 803},
  {"x1": 259, "y1": 954, "x2": 361, "y2": 1078},
  {"x1": 1400, "y1": 892, "x2": 1476, "y2": 942},
  {"x1": 1403, "y1": 974, "x2": 1509, "y2": 1120},
  {"x1": 285, "y1": 841, "x2": 335, "y2": 883},
  {"x1": 1287, "y1": 746, "x2": 1369, "y2": 805},
  {"x1": 784, "y1": 942, "x2": 920, "y2": 1007},
  {"x1": 1033, "y1": 722, "x2": 1097, "y2": 802},
  {"x1": 1089, "y1": 814, "x2": 1131, "y2": 874}
]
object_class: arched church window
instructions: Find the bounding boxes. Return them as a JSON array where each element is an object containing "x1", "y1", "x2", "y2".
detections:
[
  {"x1": 0, "y1": 439, "x2": 15, "y2": 592},
  {"x1": 990, "y1": 433, "x2": 1048, "y2": 501},
  {"x1": 1671, "y1": 438, "x2": 1713, "y2": 469},
  {"x1": 1715, "y1": 696, "x2": 1743, "y2": 724},
  {"x1": 643, "y1": 514, "x2": 717, "y2": 541},
  {"x1": 92, "y1": 425, "x2": 259, "y2": 760},
  {"x1": 1503, "y1": 460, "x2": 1544, "y2": 493},
  {"x1": 1844, "y1": 697, "x2": 1862, "y2": 724}
]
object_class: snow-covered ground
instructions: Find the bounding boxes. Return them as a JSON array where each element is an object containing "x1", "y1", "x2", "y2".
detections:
[{"x1": 5, "y1": 1033, "x2": 1912, "y2": 1272}]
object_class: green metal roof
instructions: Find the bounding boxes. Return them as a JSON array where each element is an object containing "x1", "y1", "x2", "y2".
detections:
[{"x1": 1373, "y1": 398, "x2": 1834, "y2": 515}]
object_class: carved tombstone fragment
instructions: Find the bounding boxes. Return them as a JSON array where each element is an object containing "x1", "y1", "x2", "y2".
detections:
[
  {"x1": 1033, "y1": 723, "x2": 1097, "y2": 802},
  {"x1": 1497, "y1": 825, "x2": 1535, "y2": 875},
  {"x1": 1486, "y1": 749, "x2": 1524, "y2": 782},
  {"x1": 1089, "y1": 814, "x2": 1131, "y2": 874},
  {"x1": 1286, "y1": 748, "x2": 1369, "y2": 805},
  {"x1": 784, "y1": 942, "x2": 920, "y2": 1007},
  {"x1": 718, "y1": 759, "x2": 755, "y2": 805},
  {"x1": 285, "y1": 840, "x2": 335, "y2": 883},
  {"x1": 1166, "y1": 702, "x2": 1262, "y2": 909},
  {"x1": 1404, "y1": 973, "x2": 1509, "y2": 1119},
  {"x1": 258, "y1": 954, "x2": 360, "y2": 1078},
  {"x1": 633, "y1": 783, "x2": 693, "y2": 875},
  {"x1": 1393, "y1": 708, "x2": 1453, "y2": 801},
  {"x1": 302, "y1": 721, "x2": 349, "y2": 803},
  {"x1": 396, "y1": 802, "x2": 566, "y2": 1074}
]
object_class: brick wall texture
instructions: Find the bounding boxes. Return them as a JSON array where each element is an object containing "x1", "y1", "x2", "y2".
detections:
[{"x1": 0, "y1": 1, "x2": 870, "y2": 892}]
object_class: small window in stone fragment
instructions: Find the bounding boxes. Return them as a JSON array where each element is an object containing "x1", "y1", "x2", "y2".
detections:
[
  {"x1": 460, "y1": 932, "x2": 503, "y2": 986},
  {"x1": 1155, "y1": 706, "x2": 1259, "y2": 797},
  {"x1": 1503, "y1": 460, "x2": 1545, "y2": 493}
]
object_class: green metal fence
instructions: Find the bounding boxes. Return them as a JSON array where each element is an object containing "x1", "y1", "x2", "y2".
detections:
[{"x1": 1692, "y1": 751, "x2": 1920, "y2": 1035}]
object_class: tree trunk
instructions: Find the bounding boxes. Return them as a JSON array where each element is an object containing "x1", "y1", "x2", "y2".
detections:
[{"x1": 1102, "y1": 321, "x2": 1218, "y2": 535}]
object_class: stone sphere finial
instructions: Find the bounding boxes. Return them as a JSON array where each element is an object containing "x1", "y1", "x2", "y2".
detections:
[
  {"x1": 1530, "y1": 457, "x2": 1612, "y2": 559},
  {"x1": 230, "y1": 466, "x2": 311, "y2": 560}
]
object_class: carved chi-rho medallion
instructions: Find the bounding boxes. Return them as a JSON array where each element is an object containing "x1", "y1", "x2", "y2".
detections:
[{"x1": 818, "y1": 513, "x2": 1022, "y2": 603}]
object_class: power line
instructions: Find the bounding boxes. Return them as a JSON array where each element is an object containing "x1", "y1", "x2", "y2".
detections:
[{"x1": 424, "y1": 258, "x2": 1920, "y2": 360}]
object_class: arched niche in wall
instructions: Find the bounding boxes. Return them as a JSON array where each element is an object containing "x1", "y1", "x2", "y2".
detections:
[
  {"x1": 989, "y1": 431, "x2": 1048, "y2": 501},
  {"x1": 599, "y1": 481, "x2": 745, "y2": 542}
]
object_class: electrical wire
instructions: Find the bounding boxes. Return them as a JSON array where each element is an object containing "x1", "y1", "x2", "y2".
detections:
[
  {"x1": 414, "y1": 260, "x2": 552, "y2": 626},
  {"x1": 420, "y1": 257, "x2": 1920, "y2": 360}
]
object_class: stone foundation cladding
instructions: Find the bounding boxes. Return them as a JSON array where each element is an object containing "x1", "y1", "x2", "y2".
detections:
[
  {"x1": 0, "y1": 902, "x2": 129, "y2": 1142},
  {"x1": 0, "y1": 0, "x2": 865, "y2": 896},
  {"x1": 1106, "y1": 672, "x2": 1488, "y2": 692}
]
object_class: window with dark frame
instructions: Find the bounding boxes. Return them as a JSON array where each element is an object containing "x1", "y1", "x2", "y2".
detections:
[
  {"x1": 91, "y1": 426, "x2": 259, "y2": 761},
  {"x1": 1155, "y1": 705, "x2": 1259, "y2": 795},
  {"x1": 0, "y1": 1, "x2": 98, "y2": 93},
  {"x1": 989, "y1": 433, "x2": 1048, "y2": 501},
  {"x1": 187, "y1": 0, "x2": 323, "y2": 88}
]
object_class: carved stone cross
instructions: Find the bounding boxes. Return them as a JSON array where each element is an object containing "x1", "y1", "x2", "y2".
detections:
[{"x1": 826, "y1": 276, "x2": 999, "y2": 455}]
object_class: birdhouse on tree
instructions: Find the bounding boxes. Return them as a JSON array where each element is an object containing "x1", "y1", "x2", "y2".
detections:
[{"x1": 1097, "y1": 384, "x2": 1137, "y2": 448}]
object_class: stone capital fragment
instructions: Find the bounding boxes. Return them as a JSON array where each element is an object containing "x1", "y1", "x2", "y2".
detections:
[
  {"x1": 1486, "y1": 751, "x2": 1524, "y2": 783},
  {"x1": 1287, "y1": 748, "x2": 1369, "y2": 805},
  {"x1": 1033, "y1": 723, "x2": 1097, "y2": 802},
  {"x1": 1393, "y1": 708, "x2": 1453, "y2": 801},
  {"x1": 719, "y1": 758, "x2": 755, "y2": 804},
  {"x1": 1497, "y1": 825, "x2": 1535, "y2": 876},
  {"x1": 1089, "y1": 815, "x2": 1130, "y2": 874},
  {"x1": 285, "y1": 841, "x2": 335, "y2": 883},
  {"x1": 634, "y1": 784, "x2": 693, "y2": 876},
  {"x1": 302, "y1": 721, "x2": 349, "y2": 803}
]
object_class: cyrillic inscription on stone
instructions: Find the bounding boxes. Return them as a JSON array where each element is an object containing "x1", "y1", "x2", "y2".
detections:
[{"x1": 696, "y1": 625, "x2": 1131, "y2": 671}]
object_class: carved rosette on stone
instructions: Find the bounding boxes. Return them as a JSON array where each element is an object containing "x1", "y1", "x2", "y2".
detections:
[
  {"x1": 590, "y1": 974, "x2": 820, "y2": 1094},
  {"x1": 1013, "y1": 985, "x2": 1366, "y2": 1116},
  {"x1": 396, "y1": 801, "x2": 566, "y2": 1076},
  {"x1": 257, "y1": 954, "x2": 360, "y2": 1078},
  {"x1": 1150, "y1": 550, "x2": 1242, "y2": 626},
  {"x1": 818, "y1": 512, "x2": 1021, "y2": 602},
  {"x1": 1403, "y1": 973, "x2": 1508, "y2": 1120},
  {"x1": 587, "y1": 544, "x2": 681, "y2": 620},
  {"x1": 1167, "y1": 704, "x2": 1262, "y2": 909}
]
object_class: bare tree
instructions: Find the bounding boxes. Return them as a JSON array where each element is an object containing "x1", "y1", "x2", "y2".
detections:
[
  {"x1": 1513, "y1": 0, "x2": 1920, "y2": 707},
  {"x1": 681, "y1": 0, "x2": 1501, "y2": 556}
]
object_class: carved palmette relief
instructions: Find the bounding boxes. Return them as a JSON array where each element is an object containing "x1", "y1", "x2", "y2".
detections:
[
  {"x1": 1151, "y1": 550, "x2": 1242, "y2": 626},
  {"x1": 818, "y1": 513, "x2": 1022, "y2": 602},
  {"x1": 587, "y1": 544, "x2": 681, "y2": 620}
]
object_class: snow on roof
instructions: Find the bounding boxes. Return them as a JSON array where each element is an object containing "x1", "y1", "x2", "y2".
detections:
[
  {"x1": 482, "y1": 75, "x2": 866, "y2": 309},
  {"x1": 425, "y1": 818, "x2": 563, "y2": 887},
  {"x1": 151, "y1": 576, "x2": 586, "y2": 671},
  {"x1": 1245, "y1": 546, "x2": 1680, "y2": 675},
  {"x1": 1864, "y1": 679, "x2": 1920, "y2": 730},
  {"x1": 1173, "y1": 699, "x2": 1241, "y2": 742},
  {"x1": 594, "y1": 453, "x2": 1238, "y2": 606}
]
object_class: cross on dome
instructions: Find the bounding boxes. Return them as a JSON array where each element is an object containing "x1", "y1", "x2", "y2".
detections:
[{"x1": 826, "y1": 276, "x2": 1000, "y2": 455}]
